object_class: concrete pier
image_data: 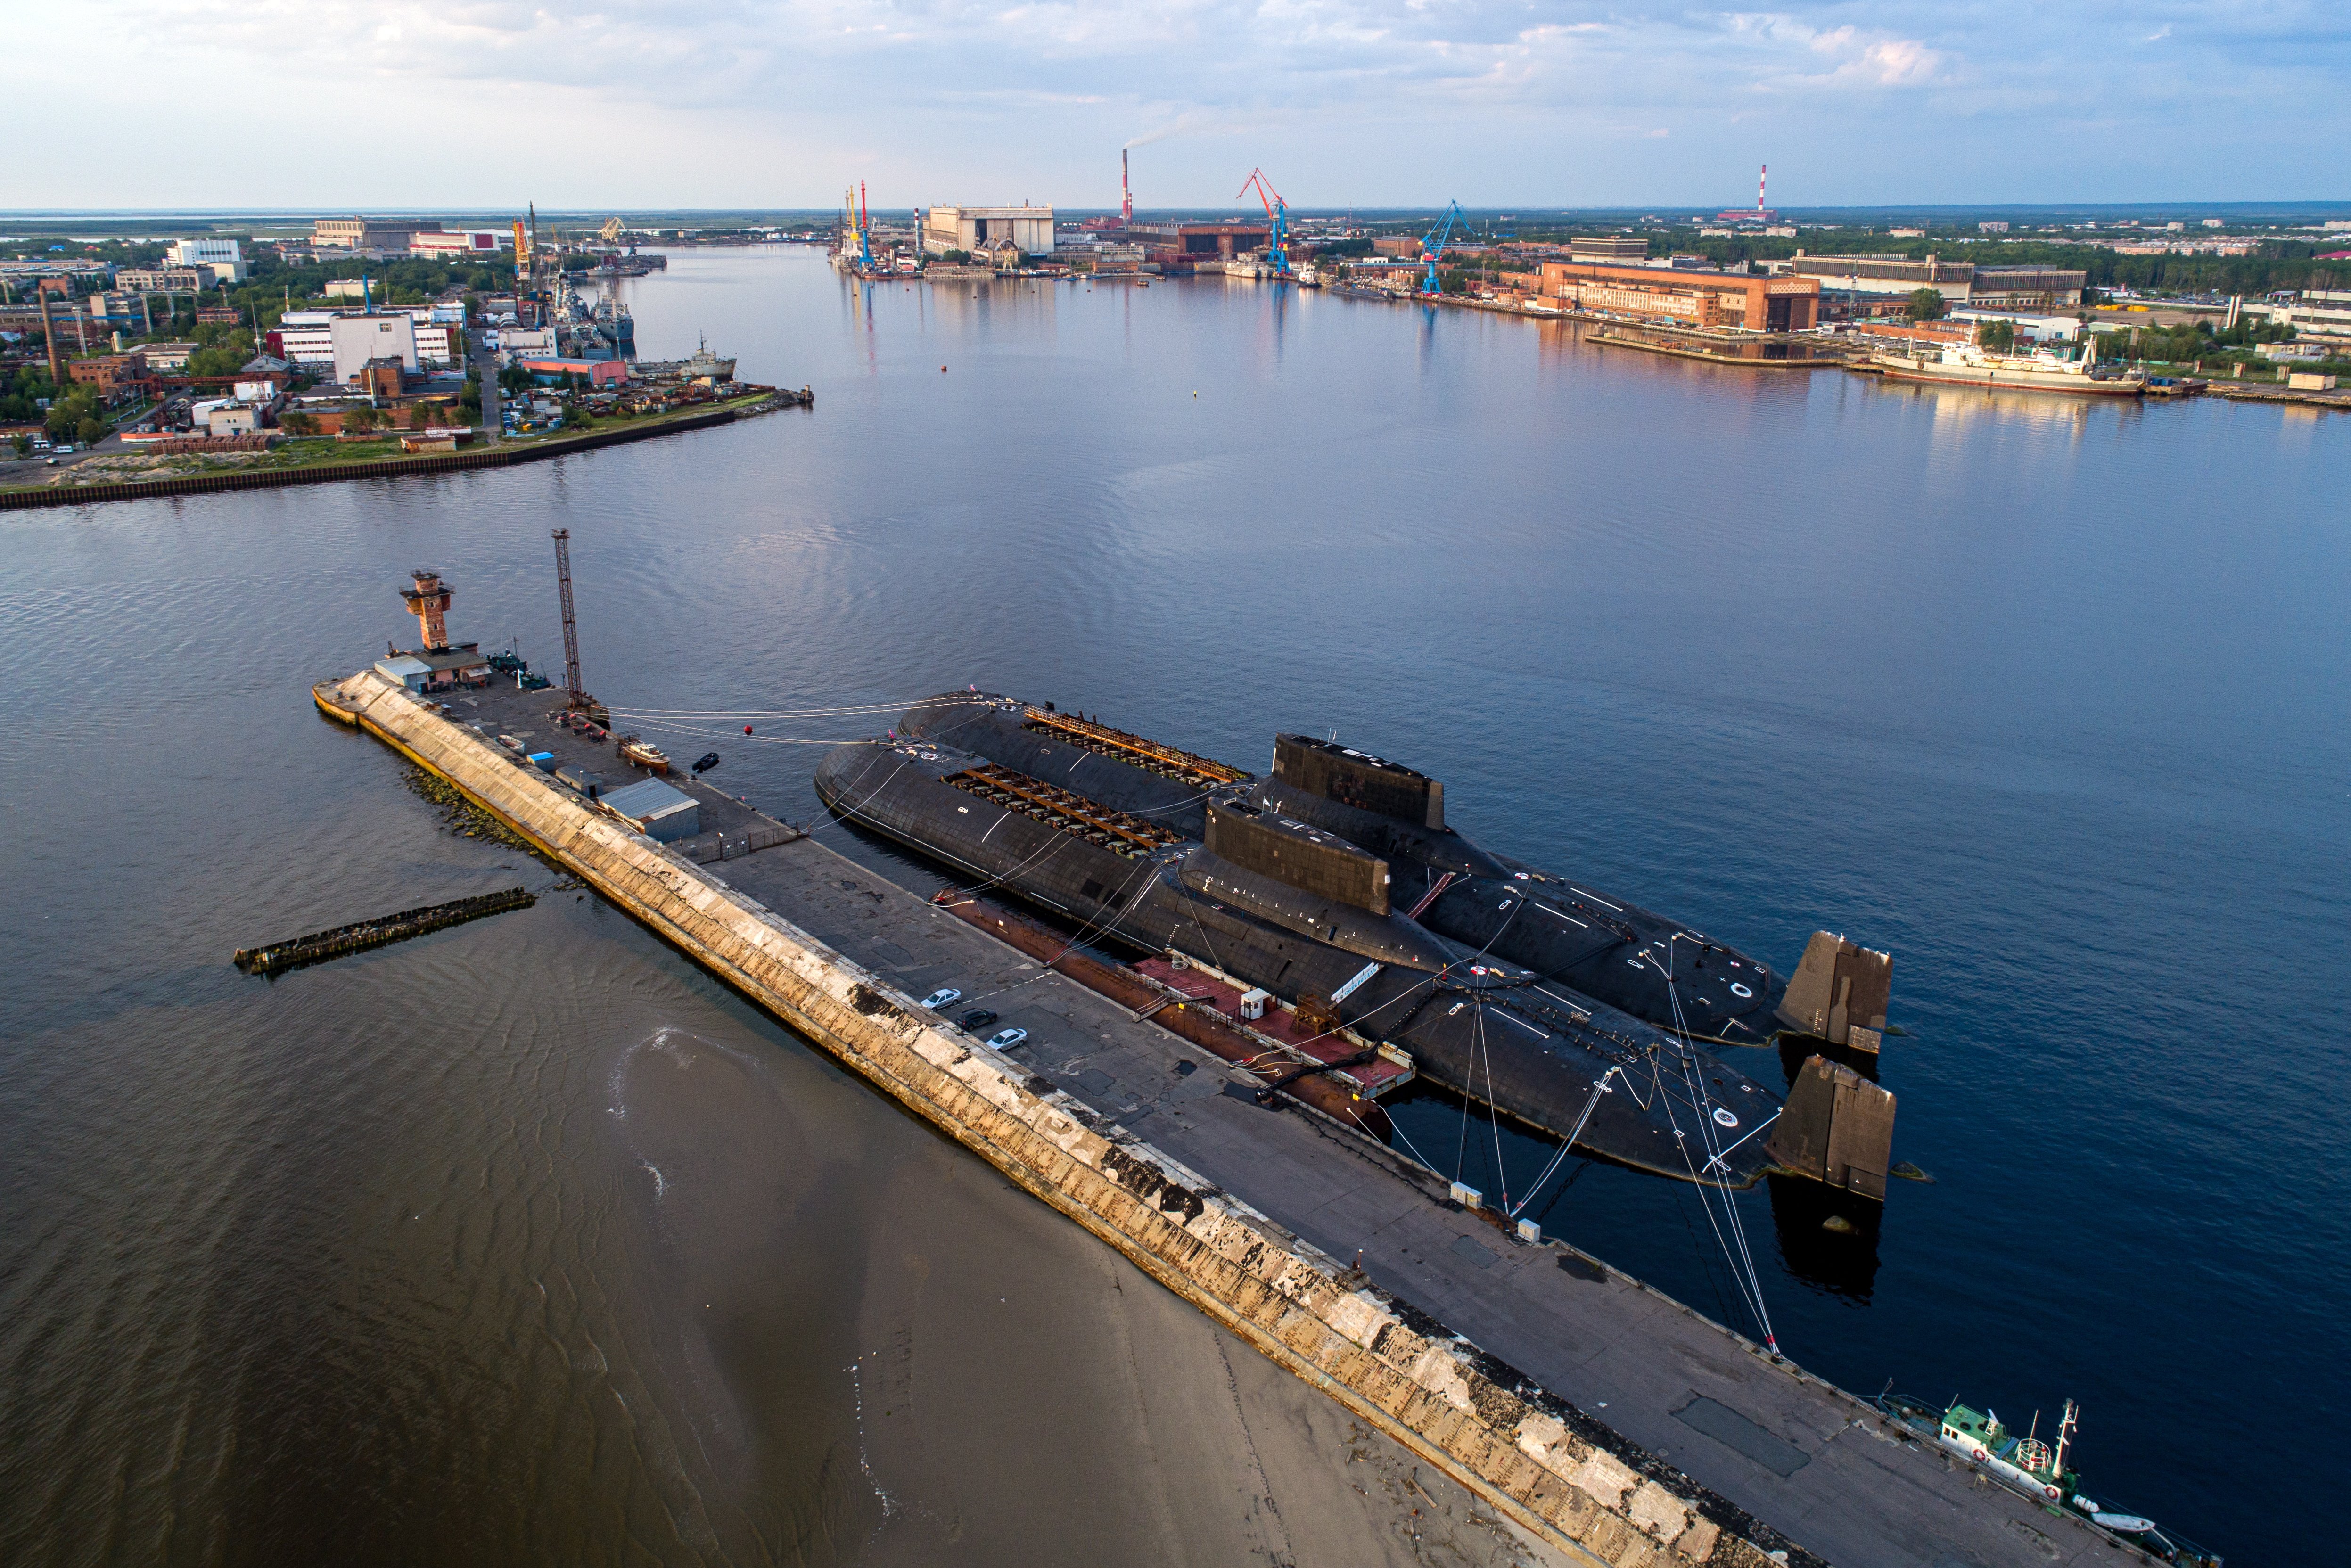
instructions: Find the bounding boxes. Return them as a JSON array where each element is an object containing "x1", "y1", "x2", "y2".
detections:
[{"x1": 317, "y1": 668, "x2": 2149, "y2": 1568}]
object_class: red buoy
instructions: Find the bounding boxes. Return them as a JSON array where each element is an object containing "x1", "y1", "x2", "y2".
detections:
[{"x1": 745, "y1": 725, "x2": 754, "y2": 734}]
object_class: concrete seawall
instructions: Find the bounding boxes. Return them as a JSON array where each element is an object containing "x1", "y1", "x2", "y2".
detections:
[{"x1": 318, "y1": 666, "x2": 1817, "y2": 1568}]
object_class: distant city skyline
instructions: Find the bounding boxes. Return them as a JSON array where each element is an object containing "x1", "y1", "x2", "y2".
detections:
[{"x1": 6, "y1": 0, "x2": 2344, "y2": 210}]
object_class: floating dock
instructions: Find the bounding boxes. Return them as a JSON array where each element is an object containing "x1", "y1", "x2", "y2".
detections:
[{"x1": 316, "y1": 667, "x2": 2152, "y2": 1568}]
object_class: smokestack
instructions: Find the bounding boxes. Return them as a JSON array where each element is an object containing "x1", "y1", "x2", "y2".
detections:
[
  {"x1": 1759, "y1": 164, "x2": 1767, "y2": 214},
  {"x1": 1122, "y1": 148, "x2": 1134, "y2": 224}
]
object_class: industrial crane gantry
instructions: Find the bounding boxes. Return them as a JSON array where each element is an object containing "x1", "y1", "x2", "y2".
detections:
[
  {"x1": 1418, "y1": 200, "x2": 1466, "y2": 296},
  {"x1": 1237, "y1": 168, "x2": 1291, "y2": 275}
]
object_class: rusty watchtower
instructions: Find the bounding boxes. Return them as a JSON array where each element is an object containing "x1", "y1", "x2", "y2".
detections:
[{"x1": 402, "y1": 569, "x2": 453, "y2": 652}]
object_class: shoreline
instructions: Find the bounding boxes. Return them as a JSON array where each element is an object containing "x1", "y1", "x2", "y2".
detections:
[{"x1": 0, "y1": 386, "x2": 812, "y2": 512}]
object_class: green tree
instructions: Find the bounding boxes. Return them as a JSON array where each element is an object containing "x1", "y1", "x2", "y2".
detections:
[
  {"x1": 281, "y1": 411, "x2": 318, "y2": 436},
  {"x1": 1906, "y1": 288, "x2": 1947, "y2": 322},
  {"x1": 1975, "y1": 319, "x2": 2016, "y2": 352},
  {"x1": 344, "y1": 406, "x2": 380, "y2": 435},
  {"x1": 45, "y1": 387, "x2": 102, "y2": 442},
  {"x1": 77, "y1": 415, "x2": 106, "y2": 446}
]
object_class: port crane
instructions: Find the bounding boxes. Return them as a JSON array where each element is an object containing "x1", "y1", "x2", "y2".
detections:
[
  {"x1": 1237, "y1": 168, "x2": 1291, "y2": 275},
  {"x1": 1417, "y1": 200, "x2": 1466, "y2": 295}
]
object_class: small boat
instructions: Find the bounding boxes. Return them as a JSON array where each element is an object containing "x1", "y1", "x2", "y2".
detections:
[
  {"x1": 1872, "y1": 1391, "x2": 2222, "y2": 1566},
  {"x1": 617, "y1": 737, "x2": 670, "y2": 773}
]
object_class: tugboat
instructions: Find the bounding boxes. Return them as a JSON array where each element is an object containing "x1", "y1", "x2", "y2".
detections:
[{"x1": 1872, "y1": 1392, "x2": 2222, "y2": 1565}]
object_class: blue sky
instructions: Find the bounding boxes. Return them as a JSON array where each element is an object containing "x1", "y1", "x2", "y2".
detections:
[{"x1": 5, "y1": 0, "x2": 2344, "y2": 209}]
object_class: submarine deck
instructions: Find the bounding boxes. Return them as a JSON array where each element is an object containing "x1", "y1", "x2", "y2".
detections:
[{"x1": 443, "y1": 682, "x2": 2137, "y2": 1568}]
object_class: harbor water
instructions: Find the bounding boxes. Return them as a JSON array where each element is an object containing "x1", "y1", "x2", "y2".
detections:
[{"x1": 2, "y1": 248, "x2": 2344, "y2": 1565}]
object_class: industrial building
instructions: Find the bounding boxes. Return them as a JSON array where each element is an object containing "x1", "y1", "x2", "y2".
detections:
[
  {"x1": 1566, "y1": 237, "x2": 1649, "y2": 263},
  {"x1": 921, "y1": 205, "x2": 1055, "y2": 257},
  {"x1": 409, "y1": 230, "x2": 506, "y2": 257},
  {"x1": 274, "y1": 307, "x2": 462, "y2": 377},
  {"x1": 516, "y1": 358, "x2": 628, "y2": 389},
  {"x1": 313, "y1": 218, "x2": 424, "y2": 251},
  {"x1": 1535, "y1": 261, "x2": 1822, "y2": 332},
  {"x1": 113, "y1": 268, "x2": 210, "y2": 293},
  {"x1": 600, "y1": 777, "x2": 700, "y2": 843},
  {"x1": 1790, "y1": 254, "x2": 2086, "y2": 311},
  {"x1": 167, "y1": 238, "x2": 246, "y2": 282}
]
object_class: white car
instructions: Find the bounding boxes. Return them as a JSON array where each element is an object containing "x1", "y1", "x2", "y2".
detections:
[
  {"x1": 920, "y1": 987, "x2": 962, "y2": 1010},
  {"x1": 985, "y1": 1027, "x2": 1029, "y2": 1051}
]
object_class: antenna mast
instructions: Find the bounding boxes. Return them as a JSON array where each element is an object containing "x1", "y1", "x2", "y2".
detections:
[{"x1": 552, "y1": 527, "x2": 585, "y2": 707}]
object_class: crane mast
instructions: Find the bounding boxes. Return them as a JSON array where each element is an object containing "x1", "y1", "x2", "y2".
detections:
[
  {"x1": 551, "y1": 527, "x2": 589, "y2": 710},
  {"x1": 1236, "y1": 168, "x2": 1291, "y2": 274},
  {"x1": 1418, "y1": 200, "x2": 1466, "y2": 295}
]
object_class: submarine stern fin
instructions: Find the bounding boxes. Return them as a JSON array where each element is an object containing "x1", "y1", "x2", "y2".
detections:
[
  {"x1": 1775, "y1": 931, "x2": 1891, "y2": 1052},
  {"x1": 1766, "y1": 1055, "x2": 1895, "y2": 1201}
]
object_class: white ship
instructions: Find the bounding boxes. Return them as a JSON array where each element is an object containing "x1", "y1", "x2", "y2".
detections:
[{"x1": 1868, "y1": 339, "x2": 2145, "y2": 396}]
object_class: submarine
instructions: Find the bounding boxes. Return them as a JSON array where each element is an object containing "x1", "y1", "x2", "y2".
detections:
[{"x1": 814, "y1": 693, "x2": 1896, "y2": 1198}]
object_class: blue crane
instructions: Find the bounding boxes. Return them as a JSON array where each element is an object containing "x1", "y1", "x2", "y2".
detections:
[
  {"x1": 1418, "y1": 200, "x2": 1467, "y2": 295},
  {"x1": 1238, "y1": 169, "x2": 1291, "y2": 274}
]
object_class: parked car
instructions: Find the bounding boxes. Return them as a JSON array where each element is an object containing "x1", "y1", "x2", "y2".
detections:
[
  {"x1": 919, "y1": 987, "x2": 962, "y2": 1010},
  {"x1": 957, "y1": 1009, "x2": 998, "y2": 1034},
  {"x1": 984, "y1": 1027, "x2": 1029, "y2": 1051}
]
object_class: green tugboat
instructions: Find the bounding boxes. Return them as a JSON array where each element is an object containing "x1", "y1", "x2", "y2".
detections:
[{"x1": 1872, "y1": 1392, "x2": 2221, "y2": 1566}]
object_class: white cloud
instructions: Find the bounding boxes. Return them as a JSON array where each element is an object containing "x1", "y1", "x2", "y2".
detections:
[{"x1": 0, "y1": 0, "x2": 2345, "y2": 205}]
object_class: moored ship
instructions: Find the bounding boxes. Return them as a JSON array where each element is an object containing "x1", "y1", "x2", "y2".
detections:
[
  {"x1": 815, "y1": 693, "x2": 1899, "y2": 1198},
  {"x1": 1868, "y1": 339, "x2": 2146, "y2": 396}
]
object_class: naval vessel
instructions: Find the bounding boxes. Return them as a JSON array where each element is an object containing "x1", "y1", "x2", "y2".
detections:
[{"x1": 815, "y1": 693, "x2": 1898, "y2": 1198}]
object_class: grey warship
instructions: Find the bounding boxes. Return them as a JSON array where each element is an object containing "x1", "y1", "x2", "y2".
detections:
[{"x1": 814, "y1": 693, "x2": 1895, "y2": 1196}]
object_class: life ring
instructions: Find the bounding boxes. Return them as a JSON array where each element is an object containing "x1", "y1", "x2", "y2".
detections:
[
  {"x1": 2044, "y1": 1485, "x2": 2061, "y2": 1501},
  {"x1": 1972, "y1": 1447, "x2": 1988, "y2": 1463},
  {"x1": 1730, "y1": 983, "x2": 1753, "y2": 999}
]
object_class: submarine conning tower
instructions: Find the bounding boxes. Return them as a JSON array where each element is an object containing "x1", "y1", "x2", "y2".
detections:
[{"x1": 1270, "y1": 734, "x2": 1443, "y2": 830}]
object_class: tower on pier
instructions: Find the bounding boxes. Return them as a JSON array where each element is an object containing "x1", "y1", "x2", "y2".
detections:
[{"x1": 402, "y1": 569, "x2": 453, "y2": 651}]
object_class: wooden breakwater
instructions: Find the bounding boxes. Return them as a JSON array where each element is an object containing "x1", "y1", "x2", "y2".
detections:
[
  {"x1": 2, "y1": 389, "x2": 811, "y2": 513},
  {"x1": 314, "y1": 665, "x2": 1822, "y2": 1568},
  {"x1": 233, "y1": 887, "x2": 534, "y2": 974}
]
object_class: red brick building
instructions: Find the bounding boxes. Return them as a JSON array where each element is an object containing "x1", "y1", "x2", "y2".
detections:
[
  {"x1": 67, "y1": 352, "x2": 150, "y2": 395},
  {"x1": 1537, "y1": 262, "x2": 1821, "y2": 332}
]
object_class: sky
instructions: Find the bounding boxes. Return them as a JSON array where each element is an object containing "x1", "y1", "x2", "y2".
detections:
[{"x1": 3, "y1": 0, "x2": 2345, "y2": 211}]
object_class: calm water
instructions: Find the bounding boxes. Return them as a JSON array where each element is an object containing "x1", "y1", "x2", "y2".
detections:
[{"x1": 3, "y1": 249, "x2": 2344, "y2": 1566}]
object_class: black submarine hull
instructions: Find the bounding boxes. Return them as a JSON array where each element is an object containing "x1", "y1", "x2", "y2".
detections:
[
  {"x1": 814, "y1": 733, "x2": 1786, "y2": 1190},
  {"x1": 897, "y1": 696, "x2": 1800, "y2": 1047}
]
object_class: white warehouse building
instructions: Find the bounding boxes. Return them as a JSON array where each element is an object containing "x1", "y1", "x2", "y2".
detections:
[
  {"x1": 168, "y1": 237, "x2": 247, "y2": 282},
  {"x1": 921, "y1": 205, "x2": 1054, "y2": 257},
  {"x1": 277, "y1": 308, "x2": 460, "y2": 378}
]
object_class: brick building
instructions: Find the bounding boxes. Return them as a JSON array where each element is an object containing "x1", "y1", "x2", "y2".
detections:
[
  {"x1": 1536, "y1": 262, "x2": 1821, "y2": 332},
  {"x1": 67, "y1": 352, "x2": 150, "y2": 395}
]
